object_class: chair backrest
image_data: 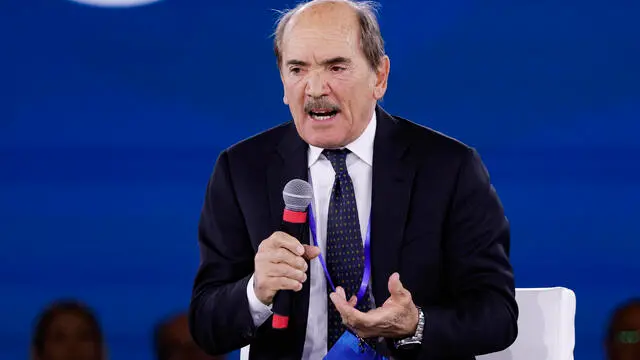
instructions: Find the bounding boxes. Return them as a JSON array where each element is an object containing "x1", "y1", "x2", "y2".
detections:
[
  {"x1": 477, "y1": 287, "x2": 576, "y2": 360},
  {"x1": 240, "y1": 287, "x2": 576, "y2": 360}
]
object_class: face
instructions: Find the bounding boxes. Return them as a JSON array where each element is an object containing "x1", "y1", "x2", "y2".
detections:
[
  {"x1": 37, "y1": 312, "x2": 103, "y2": 360},
  {"x1": 279, "y1": 2, "x2": 390, "y2": 148},
  {"x1": 607, "y1": 306, "x2": 640, "y2": 360},
  {"x1": 162, "y1": 315, "x2": 224, "y2": 360}
]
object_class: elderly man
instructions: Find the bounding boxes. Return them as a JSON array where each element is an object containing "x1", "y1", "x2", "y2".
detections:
[{"x1": 189, "y1": 1, "x2": 518, "y2": 359}]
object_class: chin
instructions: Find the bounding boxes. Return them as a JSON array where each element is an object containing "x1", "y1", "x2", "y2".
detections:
[
  {"x1": 293, "y1": 114, "x2": 351, "y2": 148},
  {"x1": 305, "y1": 134, "x2": 347, "y2": 149}
]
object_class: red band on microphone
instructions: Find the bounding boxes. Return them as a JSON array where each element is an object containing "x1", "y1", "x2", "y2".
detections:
[
  {"x1": 283, "y1": 209, "x2": 307, "y2": 223},
  {"x1": 272, "y1": 314, "x2": 289, "y2": 329}
]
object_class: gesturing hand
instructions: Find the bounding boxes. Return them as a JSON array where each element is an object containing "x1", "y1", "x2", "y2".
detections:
[
  {"x1": 254, "y1": 231, "x2": 320, "y2": 305},
  {"x1": 329, "y1": 272, "x2": 419, "y2": 339}
]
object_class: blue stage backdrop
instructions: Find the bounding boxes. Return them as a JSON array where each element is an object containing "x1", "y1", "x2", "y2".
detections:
[{"x1": 1, "y1": 0, "x2": 638, "y2": 359}]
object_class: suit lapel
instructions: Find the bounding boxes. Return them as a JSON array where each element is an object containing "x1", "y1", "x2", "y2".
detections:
[{"x1": 371, "y1": 106, "x2": 416, "y2": 305}]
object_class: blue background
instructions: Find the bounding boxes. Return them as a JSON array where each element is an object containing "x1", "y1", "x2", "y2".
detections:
[{"x1": 1, "y1": 0, "x2": 639, "y2": 359}]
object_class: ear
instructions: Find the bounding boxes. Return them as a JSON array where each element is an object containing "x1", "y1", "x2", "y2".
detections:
[
  {"x1": 373, "y1": 55, "x2": 390, "y2": 100},
  {"x1": 280, "y1": 71, "x2": 290, "y2": 105}
]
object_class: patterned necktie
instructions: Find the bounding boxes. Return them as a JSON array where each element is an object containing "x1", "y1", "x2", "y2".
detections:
[{"x1": 323, "y1": 149, "x2": 371, "y2": 350}]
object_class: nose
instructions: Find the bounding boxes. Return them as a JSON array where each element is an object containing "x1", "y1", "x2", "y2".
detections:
[{"x1": 305, "y1": 71, "x2": 330, "y2": 98}]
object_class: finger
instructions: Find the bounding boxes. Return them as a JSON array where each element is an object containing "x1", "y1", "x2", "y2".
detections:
[
  {"x1": 329, "y1": 287, "x2": 348, "y2": 308},
  {"x1": 330, "y1": 292, "x2": 372, "y2": 328},
  {"x1": 271, "y1": 276, "x2": 304, "y2": 292},
  {"x1": 267, "y1": 263, "x2": 307, "y2": 283},
  {"x1": 330, "y1": 290, "x2": 352, "y2": 311},
  {"x1": 388, "y1": 272, "x2": 408, "y2": 298},
  {"x1": 273, "y1": 231, "x2": 305, "y2": 255},
  {"x1": 262, "y1": 231, "x2": 304, "y2": 256},
  {"x1": 302, "y1": 245, "x2": 321, "y2": 260},
  {"x1": 268, "y1": 248, "x2": 308, "y2": 271},
  {"x1": 348, "y1": 295, "x2": 358, "y2": 307}
]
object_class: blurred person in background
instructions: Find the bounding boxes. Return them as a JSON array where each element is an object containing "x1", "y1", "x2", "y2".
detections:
[
  {"x1": 606, "y1": 298, "x2": 640, "y2": 360},
  {"x1": 31, "y1": 299, "x2": 106, "y2": 360},
  {"x1": 155, "y1": 311, "x2": 226, "y2": 360}
]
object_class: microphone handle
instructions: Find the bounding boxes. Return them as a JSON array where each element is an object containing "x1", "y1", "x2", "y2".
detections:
[{"x1": 271, "y1": 219, "x2": 306, "y2": 329}]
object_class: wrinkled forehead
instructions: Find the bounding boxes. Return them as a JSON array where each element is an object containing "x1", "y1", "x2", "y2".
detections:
[{"x1": 281, "y1": 5, "x2": 362, "y2": 60}]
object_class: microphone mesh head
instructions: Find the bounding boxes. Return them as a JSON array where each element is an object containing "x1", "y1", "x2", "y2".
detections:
[{"x1": 282, "y1": 179, "x2": 313, "y2": 212}]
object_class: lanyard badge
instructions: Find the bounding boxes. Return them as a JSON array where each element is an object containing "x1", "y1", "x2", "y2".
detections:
[{"x1": 308, "y1": 206, "x2": 387, "y2": 360}]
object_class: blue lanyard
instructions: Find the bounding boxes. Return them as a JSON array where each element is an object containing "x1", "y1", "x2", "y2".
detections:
[{"x1": 308, "y1": 205, "x2": 372, "y2": 305}]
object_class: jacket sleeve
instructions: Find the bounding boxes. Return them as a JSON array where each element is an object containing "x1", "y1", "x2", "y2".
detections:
[
  {"x1": 416, "y1": 148, "x2": 519, "y2": 358},
  {"x1": 188, "y1": 150, "x2": 258, "y2": 356}
]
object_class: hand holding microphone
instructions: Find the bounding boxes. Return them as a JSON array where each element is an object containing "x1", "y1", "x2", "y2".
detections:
[
  {"x1": 253, "y1": 232, "x2": 317, "y2": 304},
  {"x1": 252, "y1": 179, "x2": 320, "y2": 328}
]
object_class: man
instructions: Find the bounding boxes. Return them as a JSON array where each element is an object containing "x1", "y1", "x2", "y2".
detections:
[
  {"x1": 154, "y1": 312, "x2": 226, "y2": 360},
  {"x1": 605, "y1": 298, "x2": 640, "y2": 360},
  {"x1": 31, "y1": 300, "x2": 105, "y2": 360},
  {"x1": 189, "y1": 0, "x2": 518, "y2": 359}
]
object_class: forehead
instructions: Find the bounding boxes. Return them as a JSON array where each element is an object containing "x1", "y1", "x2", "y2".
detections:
[
  {"x1": 613, "y1": 306, "x2": 640, "y2": 329},
  {"x1": 623, "y1": 307, "x2": 640, "y2": 325},
  {"x1": 281, "y1": 4, "x2": 362, "y2": 60},
  {"x1": 50, "y1": 312, "x2": 91, "y2": 327},
  {"x1": 45, "y1": 312, "x2": 98, "y2": 338}
]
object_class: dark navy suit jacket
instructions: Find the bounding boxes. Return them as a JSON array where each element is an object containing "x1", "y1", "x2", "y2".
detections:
[{"x1": 189, "y1": 106, "x2": 518, "y2": 359}]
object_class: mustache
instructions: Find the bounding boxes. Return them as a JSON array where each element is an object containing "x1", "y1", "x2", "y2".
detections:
[{"x1": 304, "y1": 98, "x2": 340, "y2": 113}]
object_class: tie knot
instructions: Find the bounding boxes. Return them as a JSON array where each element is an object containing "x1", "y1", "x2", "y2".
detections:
[{"x1": 322, "y1": 148, "x2": 350, "y2": 174}]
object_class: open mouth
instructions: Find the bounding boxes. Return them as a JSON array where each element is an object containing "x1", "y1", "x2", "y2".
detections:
[{"x1": 308, "y1": 109, "x2": 339, "y2": 121}]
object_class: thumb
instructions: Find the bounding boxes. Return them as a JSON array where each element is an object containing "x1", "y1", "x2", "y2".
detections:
[
  {"x1": 388, "y1": 272, "x2": 406, "y2": 297},
  {"x1": 303, "y1": 245, "x2": 321, "y2": 260}
]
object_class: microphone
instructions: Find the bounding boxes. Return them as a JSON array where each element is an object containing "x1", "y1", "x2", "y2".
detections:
[{"x1": 272, "y1": 179, "x2": 313, "y2": 330}]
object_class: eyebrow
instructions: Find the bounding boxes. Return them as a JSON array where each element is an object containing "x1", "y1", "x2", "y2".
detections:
[{"x1": 285, "y1": 57, "x2": 352, "y2": 67}]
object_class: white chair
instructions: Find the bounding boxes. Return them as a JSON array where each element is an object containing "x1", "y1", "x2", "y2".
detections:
[
  {"x1": 240, "y1": 287, "x2": 576, "y2": 360},
  {"x1": 478, "y1": 287, "x2": 576, "y2": 360}
]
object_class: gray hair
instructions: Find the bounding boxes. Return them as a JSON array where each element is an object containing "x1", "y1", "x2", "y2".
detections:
[{"x1": 273, "y1": 0, "x2": 385, "y2": 72}]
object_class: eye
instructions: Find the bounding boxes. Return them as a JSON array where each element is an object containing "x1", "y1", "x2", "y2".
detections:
[
  {"x1": 289, "y1": 67, "x2": 302, "y2": 74},
  {"x1": 330, "y1": 66, "x2": 346, "y2": 73}
]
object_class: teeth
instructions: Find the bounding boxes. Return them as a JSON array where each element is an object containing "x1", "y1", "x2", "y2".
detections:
[{"x1": 311, "y1": 113, "x2": 335, "y2": 121}]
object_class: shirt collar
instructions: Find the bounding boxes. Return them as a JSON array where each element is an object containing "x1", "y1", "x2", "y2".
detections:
[{"x1": 308, "y1": 109, "x2": 377, "y2": 168}]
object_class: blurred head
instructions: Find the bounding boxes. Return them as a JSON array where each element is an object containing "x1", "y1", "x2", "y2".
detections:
[
  {"x1": 32, "y1": 300, "x2": 105, "y2": 360},
  {"x1": 274, "y1": 0, "x2": 390, "y2": 149},
  {"x1": 154, "y1": 312, "x2": 225, "y2": 360},
  {"x1": 606, "y1": 298, "x2": 640, "y2": 360}
]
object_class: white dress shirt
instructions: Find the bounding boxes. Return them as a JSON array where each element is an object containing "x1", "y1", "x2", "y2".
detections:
[{"x1": 246, "y1": 110, "x2": 377, "y2": 359}]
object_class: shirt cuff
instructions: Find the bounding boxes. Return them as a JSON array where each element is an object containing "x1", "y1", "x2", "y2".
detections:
[{"x1": 246, "y1": 273, "x2": 273, "y2": 327}]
